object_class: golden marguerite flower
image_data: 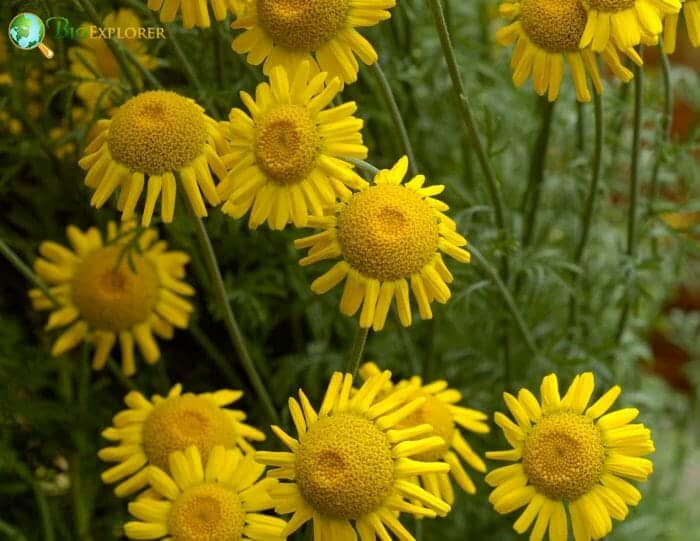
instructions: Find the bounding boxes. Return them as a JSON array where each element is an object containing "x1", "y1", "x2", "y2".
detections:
[
  {"x1": 579, "y1": 0, "x2": 680, "y2": 55},
  {"x1": 294, "y1": 156, "x2": 470, "y2": 331},
  {"x1": 486, "y1": 372, "x2": 654, "y2": 541},
  {"x1": 359, "y1": 362, "x2": 489, "y2": 503},
  {"x1": 78, "y1": 90, "x2": 229, "y2": 226},
  {"x1": 217, "y1": 62, "x2": 368, "y2": 230},
  {"x1": 124, "y1": 445, "x2": 286, "y2": 540},
  {"x1": 147, "y1": 0, "x2": 248, "y2": 29},
  {"x1": 663, "y1": 0, "x2": 700, "y2": 53},
  {"x1": 29, "y1": 222, "x2": 194, "y2": 376},
  {"x1": 99, "y1": 384, "x2": 266, "y2": 497},
  {"x1": 496, "y1": 0, "x2": 636, "y2": 102},
  {"x1": 68, "y1": 9, "x2": 158, "y2": 111},
  {"x1": 256, "y1": 370, "x2": 452, "y2": 540},
  {"x1": 231, "y1": 0, "x2": 396, "y2": 85}
]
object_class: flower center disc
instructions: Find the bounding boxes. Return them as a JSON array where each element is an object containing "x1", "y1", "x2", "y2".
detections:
[
  {"x1": 337, "y1": 184, "x2": 440, "y2": 281},
  {"x1": 584, "y1": 0, "x2": 636, "y2": 11},
  {"x1": 168, "y1": 483, "x2": 245, "y2": 541},
  {"x1": 295, "y1": 413, "x2": 394, "y2": 520},
  {"x1": 141, "y1": 395, "x2": 238, "y2": 471},
  {"x1": 397, "y1": 395, "x2": 455, "y2": 461},
  {"x1": 256, "y1": 0, "x2": 351, "y2": 51},
  {"x1": 254, "y1": 105, "x2": 320, "y2": 185},
  {"x1": 107, "y1": 90, "x2": 209, "y2": 175},
  {"x1": 522, "y1": 411, "x2": 605, "y2": 501},
  {"x1": 520, "y1": 0, "x2": 588, "y2": 52},
  {"x1": 71, "y1": 246, "x2": 159, "y2": 331}
]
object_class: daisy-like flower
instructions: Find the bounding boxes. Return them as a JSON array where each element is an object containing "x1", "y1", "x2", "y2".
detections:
[
  {"x1": 217, "y1": 62, "x2": 367, "y2": 230},
  {"x1": 231, "y1": 0, "x2": 396, "y2": 85},
  {"x1": 579, "y1": 0, "x2": 681, "y2": 55},
  {"x1": 29, "y1": 222, "x2": 194, "y2": 376},
  {"x1": 124, "y1": 445, "x2": 286, "y2": 539},
  {"x1": 99, "y1": 384, "x2": 266, "y2": 497},
  {"x1": 147, "y1": 0, "x2": 248, "y2": 29},
  {"x1": 663, "y1": 0, "x2": 700, "y2": 53},
  {"x1": 359, "y1": 362, "x2": 489, "y2": 504},
  {"x1": 486, "y1": 372, "x2": 654, "y2": 541},
  {"x1": 68, "y1": 9, "x2": 158, "y2": 111},
  {"x1": 294, "y1": 156, "x2": 470, "y2": 331},
  {"x1": 256, "y1": 370, "x2": 452, "y2": 540},
  {"x1": 78, "y1": 90, "x2": 229, "y2": 226},
  {"x1": 496, "y1": 0, "x2": 636, "y2": 102}
]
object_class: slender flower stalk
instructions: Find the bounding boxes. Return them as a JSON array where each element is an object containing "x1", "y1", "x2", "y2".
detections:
[
  {"x1": 345, "y1": 326, "x2": 370, "y2": 378},
  {"x1": 648, "y1": 43, "x2": 673, "y2": 220},
  {"x1": 0, "y1": 238, "x2": 60, "y2": 308}
]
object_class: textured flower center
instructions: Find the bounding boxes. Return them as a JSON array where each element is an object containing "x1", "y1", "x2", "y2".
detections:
[
  {"x1": 254, "y1": 105, "x2": 320, "y2": 185},
  {"x1": 520, "y1": 0, "x2": 588, "y2": 52},
  {"x1": 256, "y1": 0, "x2": 351, "y2": 51},
  {"x1": 167, "y1": 483, "x2": 245, "y2": 540},
  {"x1": 71, "y1": 246, "x2": 159, "y2": 331},
  {"x1": 107, "y1": 90, "x2": 208, "y2": 175},
  {"x1": 337, "y1": 184, "x2": 440, "y2": 281},
  {"x1": 522, "y1": 411, "x2": 605, "y2": 501},
  {"x1": 295, "y1": 413, "x2": 394, "y2": 519},
  {"x1": 584, "y1": 0, "x2": 636, "y2": 11},
  {"x1": 141, "y1": 395, "x2": 238, "y2": 471},
  {"x1": 397, "y1": 394, "x2": 455, "y2": 461}
]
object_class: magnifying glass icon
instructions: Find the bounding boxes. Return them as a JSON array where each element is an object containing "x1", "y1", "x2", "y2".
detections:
[{"x1": 8, "y1": 13, "x2": 55, "y2": 59}]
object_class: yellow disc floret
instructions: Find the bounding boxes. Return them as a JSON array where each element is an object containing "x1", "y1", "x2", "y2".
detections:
[
  {"x1": 337, "y1": 184, "x2": 440, "y2": 281},
  {"x1": 398, "y1": 394, "x2": 455, "y2": 461},
  {"x1": 520, "y1": 0, "x2": 588, "y2": 52},
  {"x1": 585, "y1": 0, "x2": 636, "y2": 9},
  {"x1": 257, "y1": 0, "x2": 351, "y2": 51},
  {"x1": 254, "y1": 105, "x2": 320, "y2": 185},
  {"x1": 141, "y1": 394, "x2": 238, "y2": 471},
  {"x1": 108, "y1": 90, "x2": 209, "y2": 175},
  {"x1": 71, "y1": 246, "x2": 159, "y2": 332},
  {"x1": 522, "y1": 411, "x2": 606, "y2": 501},
  {"x1": 167, "y1": 483, "x2": 245, "y2": 540},
  {"x1": 295, "y1": 413, "x2": 394, "y2": 520}
]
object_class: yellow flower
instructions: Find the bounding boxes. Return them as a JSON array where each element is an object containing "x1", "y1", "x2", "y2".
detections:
[
  {"x1": 294, "y1": 156, "x2": 470, "y2": 331},
  {"x1": 231, "y1": 0, "x2": 396, "y2": 85},
  {"x1": 486, "y1": 372, "x2": 654, "y2": 541},
  {"x1": 147, "y1": 0, "x2": 247, "y2": 29},
  {"x1": 78, "y1": 90, "x2": 229, "y2": 226},
  {"x1": 579, "y1": 0, "x2": 681, "y2": 55},
  {"x1": 217, "y1": 62, "x2": 368, "y2": 230},
  {"x1": 29, "y1": 222, "x2": 194, "y2": 376},
  {"x1": 99, "y1": 384, "x2": 266, "y2": 497},
  {"x1": 256, "y1": 370, "x2": 452, "y2": 540},
  {"x1": 359, "y1": 362, "x2": 489, "y2": 503},
  {"x1": 68, "y1": 9, "x2": 158, "y2": 111},
  {"x1": 496, "y1": 0, "x2": 636, "y2": 102},
  {"x1": 124, "y1": 445, "x2": 285, "y2": 539},
  {"x1": 664, "y1": 0, "x2": 700, "y2": 53}
]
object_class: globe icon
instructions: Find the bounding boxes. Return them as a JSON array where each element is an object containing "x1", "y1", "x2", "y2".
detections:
[{"x1": 8, "y1": 12, "x2": 46, "y2": 50}]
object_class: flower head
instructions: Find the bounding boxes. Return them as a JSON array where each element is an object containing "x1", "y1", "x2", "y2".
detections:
[
  {"x1": 29, "y1": 222, "x2": 193, "y2": 375},
  {"x1": 294, "y1": 156, "x2": 470, "y2": 330},
  {"x1": 359, "y1": 362, "x2": 489, "y2": 503},
  {"x1": 124, "y1": 445, "x2": 285, "y2": 540},
  {"x1": 147, "y1": 0, "x2": 248, "y2": 29},
  {"x1": 99, "y1": 384, "x2": 266, "y2": 497},
  {"x1": 486, "y1": 372, "x2": 654, "y2": 541},
  {"x1": 496, "y1": 0, "x2": 637, "y2": 102},
  {"x1": 217, "y1": 62, "x2": 367, "y2": 230},
  {"x1": 78, "y1": 90, "x2": 230, "y2": 226},
  {"x1": 663, "y1": 0, "x2": 700, "y2": 53},
  {"x1": 68, "y1": 9, "x2": 158, "y2": 111},
  {"x1": 231, "y1": 0, "x2": 396, "y2": 85},
  {"x1": 256, "y1": 370, "x2": 452, "y2": 540}
]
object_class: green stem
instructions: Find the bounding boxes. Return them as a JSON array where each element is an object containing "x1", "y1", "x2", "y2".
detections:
[
  {"x1": 425, "y1": 0, "x2": 507, "y2": 238},
  {"x1": 190, "y1": 214, "x2": 279, "y2": 424},
  {"x1": 368, "y1": 62, "x2": 419, "y2": 175},
  {"x1": 0, "y1": 238, "x2": 60, "y2": 308},
  {"x1": 190, "y1": 322, "x2": 246, "y2": 390},
  {"x1": 107, "y1": 360, "x2": 139, "y2": 392},
  {"x1": 569, "y1": 93, "x2": 604, "y2": 325},
  {"x1": 0, "y1": 520, "x2": 27, "y2": 541},
  {"x1": 72, "y1": 351, "x2": 93, "y2": 541},
  {"x1": 576, "y1": 101, "x2": 585, "y2": 153},
  {"x1": 521, "y1": 99, "x2": 556, "y2": 247},
  {"x1": 33, "y1": 483, "x2": 55, "y2": 541},
  {"x1": 615, "y1": 62, "x2": 643, "y2": 343},
  {"x1": 345, "y1": 326, "x2": 370, "y2": 378},
  {"x1": 648, "y1": 43, "x2": 673, "y2": 220}
]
